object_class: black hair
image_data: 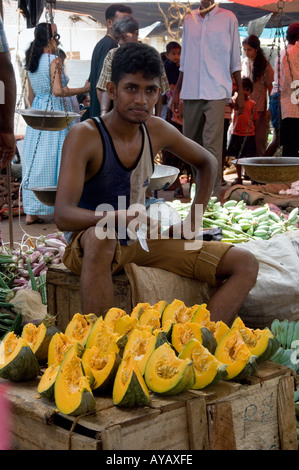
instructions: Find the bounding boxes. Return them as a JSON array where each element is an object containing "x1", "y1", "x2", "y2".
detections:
[
  {"x1": 111, "y1": 42, "x2": 163, "y2": 86},
  {"x1": 25, "y1": 22, "x2": 54, "y2": 73},
  {"x1": 286, "y1": 22, "x2": 299, "y2": 44},
  {"x1": 77, "y1": 93, "x2": 89, "y2": 104},
  {"x1": 113, "y1": 15, "x2": 139, "y2": 38},
  {"x1": 105, "y1": 3, "x2": 132, "y2": 21},
  {"x1": 242, "y1": 76, "x2": 253, "y2": 92},
  {"x1": 242, "y1": 34, "x2": 268, "y2": 84},
  {"x1": 166, "y1": 41, "x2": 181, "y2": 53}
]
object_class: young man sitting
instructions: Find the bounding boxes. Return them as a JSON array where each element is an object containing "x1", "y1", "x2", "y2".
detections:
[{"x1": 54, "y1": 42, "x2": 258, "y2": 327}]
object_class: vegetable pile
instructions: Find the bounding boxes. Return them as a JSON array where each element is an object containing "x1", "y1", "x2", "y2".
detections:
[
  {"x1": 0, "y1": 231, "x2": 67, "y2": 297},
  {"x1": 0, "y1": 300, "x2": 282, "y2": 417},
  {"x1": 168, "y1": 196, "x2": 299, "y2": 243}
]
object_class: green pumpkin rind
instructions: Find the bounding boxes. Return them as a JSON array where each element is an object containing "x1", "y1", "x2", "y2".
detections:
[
  {"x1": 232, "y1": 355, "x2": 258, "y2": 381},
  {"x1": 0, "y1": 343, "x2": 40, "y2": 382},
  {"x1": 115, "y1": 370, "x2": 151, "y2": 407},
  {"x1": 201, "y1": 327, "x2": 217, "y2": 355},
  {"x1": 256, "y1": 336, "x2": 280, "y2": 364}
]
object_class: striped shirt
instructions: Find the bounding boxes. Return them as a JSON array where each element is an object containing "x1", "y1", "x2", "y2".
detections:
[{"x1": 96, "y1": 47, "x2": 170, "y2": 94}]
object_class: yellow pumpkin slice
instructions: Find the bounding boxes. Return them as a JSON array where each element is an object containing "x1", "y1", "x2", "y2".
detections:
[
  {"x1": 81, "y1": 347, "x2": 121, "y2": 392},
  {"x1": 47, "y1": 332, "x2": 84, "y2": 366},
  {"x1": 113, "y1": 351, "x2": 150, "y2": 407},
  {"x1": 172, "y1": 322, "x2": 217, "y2": 354},
  {"x1": 21, "y1": 321, "x2": 60, "y2": 363},
  {"x1": 64, "y1": 313, "x2": 98, "y2": 347},
  {"x1": 179, "y1": 339, "x2": 227, "y2": 389},
  {"x1": 54, "y1": 346, "x2": 96, "y2": 416},
  {"x1": 103, "y1": 307, "x2": 126, "y2": 330},
  {"x1": 215, "y1": 327, "x2": 258, "y2": 380},
  {"x1": 122, "y1": 328, "x2": 157, "y2": 375},
  {"x1": 0, "y1": 331, "x2": 40, "y2": 382},
  {"x1": 37, "y1": 362, "x2": 60, "y2": 399},
  {"x1": 138, "y1": 307, "x2": 161, "y2": 330},
  {"x1": 231, "y1": 317, "x2": 279, "y2": 363},
  {"x1": 161, "y1": 299, "x2": 187, "y2": 326},
  {"x1": 144, "y1": 342, "x2": 195, "y2": 395}
]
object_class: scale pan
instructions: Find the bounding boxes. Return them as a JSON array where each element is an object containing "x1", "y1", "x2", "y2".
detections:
[
  {"x1": 17, "y1": 109, "x2": 80, "y2": 131},
  {"x1": 148, "y1": 164, "x2": 180, "y2": 191},
  {"x1": 232, "y1": 157, "x2": 299, "y2": 184},
  {"x1": 29, "y1": 187, "x2": 57, "y2": 206}
]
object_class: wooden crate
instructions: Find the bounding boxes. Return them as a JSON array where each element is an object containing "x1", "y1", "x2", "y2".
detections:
[
  {"x1": 46, "y1": 264, "x2": 132, "y2": 331},
  {"x1": 2, "y1": 361, "x2": 298, "y2": 450}
]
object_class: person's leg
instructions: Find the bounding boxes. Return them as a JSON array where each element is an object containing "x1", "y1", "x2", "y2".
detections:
[
  {"x1": 202, "y1": 99, "x2": 226, "y2": 199},
  {"x1": 255, "y1": 110, "x2": 269, "y2": 156},
  {"x1": 207, "y1": 246, "x2": 259, "y2": 326},
  {"x1": 79, "y1": 227, "x2": 118, "y2": 316},
  {"x1": 125, "y1": 238, "x2": 258, "y2": 327},
  {"x1": 282, "y1": 118, "x2": 299, "y2": 157},
  {"x1": 182, "y1": 100, "x2": 205, "y2": 183}
]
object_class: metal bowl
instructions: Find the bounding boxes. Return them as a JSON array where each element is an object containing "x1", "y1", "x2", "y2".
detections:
[
  {"x1": 29, "y1": 187, "x2": 57, "y2": 206},
  {"x1": 17, "y1": 109, "x2": 80, "y2": 131},
  {"x1": 148, "y1": 164, "x2": 180, "y2": 191},
  {"x1": 232, "y1": 157, "x2": 299, "y2": 184}
]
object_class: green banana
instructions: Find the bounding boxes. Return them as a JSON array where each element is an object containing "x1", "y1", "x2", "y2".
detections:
[
  {"x1": 280, "y1": 319, "x2": 290, "y2": 349},
  {"x1": 291, "y1": 321, "x2": 299, "y2": 346},
  {"x1": 287, "y1": 321, "x2": 296, "y2": 350}
]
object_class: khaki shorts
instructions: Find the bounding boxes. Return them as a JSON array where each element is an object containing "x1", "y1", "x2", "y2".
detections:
[{"x1": 63, "y1": 231, "x2": 232, "y2": 287}]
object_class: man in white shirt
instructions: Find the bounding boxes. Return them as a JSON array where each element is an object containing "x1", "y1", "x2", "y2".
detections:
[{"x1": 173, "y1": 0, "x2": 244, "y2": 199}]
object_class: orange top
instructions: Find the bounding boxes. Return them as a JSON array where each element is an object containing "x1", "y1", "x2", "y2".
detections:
[{"x1": 232, "y1": 99, "x2": 258, "y2": 136}]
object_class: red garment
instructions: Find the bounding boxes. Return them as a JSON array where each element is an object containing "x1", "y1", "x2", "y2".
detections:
[{"x1": 232, "y1": 98, "x2": 258, "y2": 136}]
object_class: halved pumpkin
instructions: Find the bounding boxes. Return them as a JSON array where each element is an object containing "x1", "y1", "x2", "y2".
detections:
[
  {"x1": 231, "y1": 317, "x2": 280, "y2": 363},
  {"x1": 144, "y1": 342, "x2": 195, "y2": 395},
  {"x1": 113, "y1": 351, "x2": 150, "y2": 407},
  {"x1": 122, "y1": 328, "x2": 157, "y2": 375},
  {"x1": 208, "y1": 320, "x2": 230, "y2": 344},
  {"x1": 130, "y1": 303, "x2": 151, "y2": 320},
  {"x1": 81, "y1": 347, "x2": 121, "y2": 392},
  {"x1": 103, "y1": 307, "x2": 126, "y2": 330},
  {"x1": 47, "y1": 332, "x2": 84, "y2": 367},
  {"x1": 178, "y1": 339, "x2": 227, "y2": 389},
  {"x1": 64, "y1": 313, "x2": 98, "y2": 347},
  {"x1": 215, "y1": 327, "x2": 258, "y2": 380},
  {"x1": 172, "y1": 322, "x2": 217, "y2": 355},
  {"x1": 37, "y1": 362, "x2": 60, "y2": 399},
  {"x1": 114, "y1": 314, "x2": 137, "y2": 336},
  {"x1": 153, "y1": 319, "x2": 174, "y2": 342},
  {"x1": 190, "y1": 303, "x2": 211, "y2": 327},
  {"x1": 138, "y1": 308, "x2": 161, "y2": 330},
  {"x1": 21, "y1": 320, "x2": 60, "y2": 364},
  {"x1": 54, "y1": 346, "x2": 96, "y2": 416},
  {"x1": 0, "y1": 331, "x2": 40, "y2": 381},
  {"x1": 152, "y1": 300, "x2": 168, "y2": 315},
  {"x1": 85, "y1": 316, "x2": 121, "y2": 352},
  {"x1": 161, "y1": 299, "x2": 187, "y2": 326}
]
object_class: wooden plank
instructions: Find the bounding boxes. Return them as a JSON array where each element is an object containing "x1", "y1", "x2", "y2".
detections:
[
  {"x1": 243, "y1": 361, "x2": 297, "y2": 385},
  {"x1": 277, "y1": 375, "x2": 298, "y2": 450},
  {"x1": 101, "y1": 425, "x2": 123, "y2": 450},
  {"x1": 186, "y1": 396, "x2": 209, "y2": 450},
  {"x1": 207, "y1": 401, "x2": 237, "y2": 450}
]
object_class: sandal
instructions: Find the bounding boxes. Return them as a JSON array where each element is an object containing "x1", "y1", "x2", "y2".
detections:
[
  {"x1": 25, "y1": 216, "x2": 45, "y2": 225},
  {"x1": 230, "y1": 178, "x2": 243, "y2": 187}
]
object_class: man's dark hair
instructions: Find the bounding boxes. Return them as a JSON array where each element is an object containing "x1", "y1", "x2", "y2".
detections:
[
  {"x1": 286, "y1": 22, "x2": 299, "y2": 44},
  {"x1": 166, "y1": 41, "x2": 181, "y2": 53},
  {"x1": 242, "y1": 76, "x2": 253, "y2": 93},
  {"x1": 111, "y1": 42, "x2": 163, "y2": 85},
  {"x1": 113, "y1": 15, "x2": 139, "y2": 38},
  {"x1": 105, "y1": 3, "x2": 132, "y2": 21}
]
